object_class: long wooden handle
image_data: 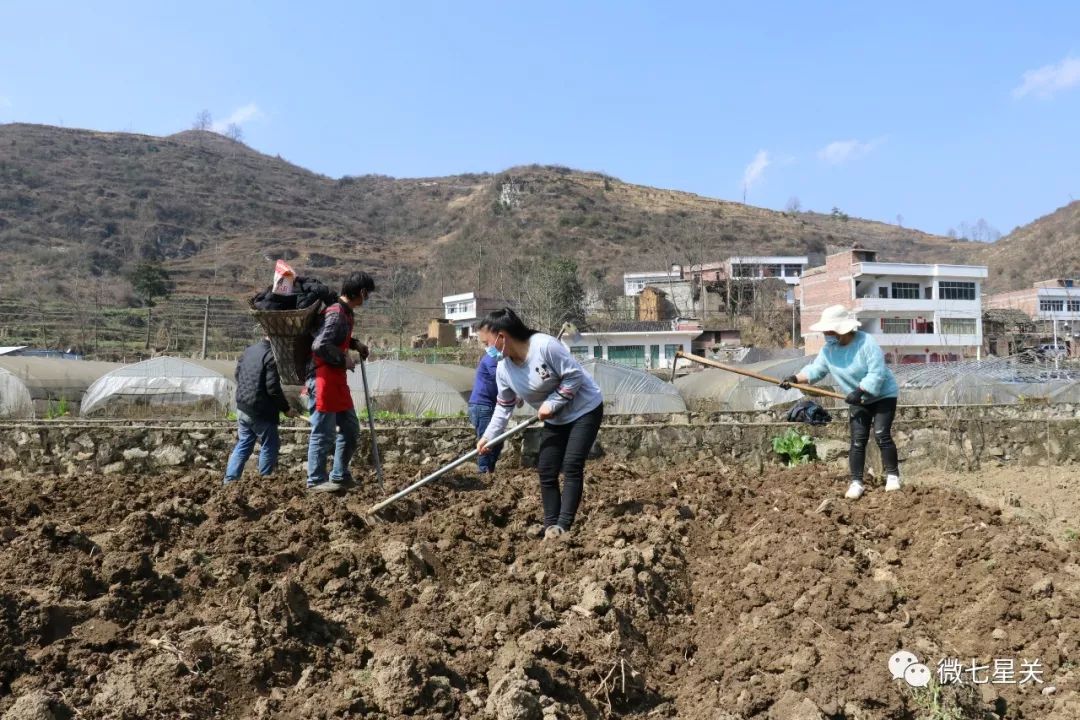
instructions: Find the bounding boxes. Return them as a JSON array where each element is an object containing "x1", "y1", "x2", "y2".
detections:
[
  {"x1": 367, "y1": 417, "x2": 540, "y2": 515},
  {"x1": 673, "y1": 351, "x2": 846, "y2": 400}
]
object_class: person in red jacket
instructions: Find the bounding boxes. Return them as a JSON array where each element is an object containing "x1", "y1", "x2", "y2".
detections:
[{"x1": 305, "y1": 271, "x2": 375, "y2": 492}]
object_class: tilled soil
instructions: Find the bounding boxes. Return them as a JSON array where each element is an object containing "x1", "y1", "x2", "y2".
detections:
[{"x1": 1, "y1": 462, "x2": 1079, "y2": 719}]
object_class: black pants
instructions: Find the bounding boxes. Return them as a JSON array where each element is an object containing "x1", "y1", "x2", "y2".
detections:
[
  {"x1": 536, "y1": 404, "x2": 603, "y2": 530},
  {"x1": 849, "y1": 396, "x2": 899, "y2": 483}
]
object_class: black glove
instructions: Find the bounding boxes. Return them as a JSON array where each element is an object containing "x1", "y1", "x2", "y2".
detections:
[
  {"x1": 845, "y1": 388, "x2": 866, "y2": 405},
  {"x1": 779, "y1": 375, "x2": 798, "y2": 390},
  {"x1": 349, "y1": 338, "x2": 370, "y2": 360}
]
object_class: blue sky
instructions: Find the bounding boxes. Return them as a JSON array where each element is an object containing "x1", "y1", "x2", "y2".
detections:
[{"x1": 1, "y1": 1, "x2": 1078, "y2": 236}]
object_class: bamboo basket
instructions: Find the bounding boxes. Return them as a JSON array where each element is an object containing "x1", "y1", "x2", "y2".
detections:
[{"x1": 249, "y1": 299, "x2": 324, "y2": 386}]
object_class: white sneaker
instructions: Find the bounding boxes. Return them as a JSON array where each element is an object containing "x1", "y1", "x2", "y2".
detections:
[
  {"x1": 308, "y1": 481, "x2": 342, "y2": 493},
  {"x1": 885, "y1": 475, "x2": 902, "y2": 492},
  {"x1": 845, "y1": 481, "x2": 865, "y2": 500},
  {"x1": 543, "y1": 526, "x2": 567, "y2": 541}
]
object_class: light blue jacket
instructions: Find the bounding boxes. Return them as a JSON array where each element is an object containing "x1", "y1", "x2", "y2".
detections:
[{"x1": 801, "y1": 331, "x2": 899, "y2": 399}]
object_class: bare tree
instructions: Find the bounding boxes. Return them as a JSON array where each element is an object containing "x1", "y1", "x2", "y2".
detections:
[
  {"x1": 496, "y1": 257, "x2": 585, "y2": 335},
  {"x1": 380, "y1": 266, "x2": 422, "y2": 352},
  {"x1": 192, "y1": 110, "x2": 213, "y2": 131},
  {"x1": 896, "y1": 214, "x2": 904, "y2": 228},
  {"x1": 785, "y1": 196, "x2": 802, "y2": 214},
  {"x1": 224, "y1": 123, "x2": 244, "y2": 142}
]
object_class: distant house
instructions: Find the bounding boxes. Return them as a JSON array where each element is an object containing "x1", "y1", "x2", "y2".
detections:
[
  {"x1": 622, "y1": 268, "x2": 682, "y2": 296},
  {"x1": 441, "y1": 292, "x2": 505, "y2": 340},
  {"x1": 563, "y1": 319, "x2": 702, "y2": 369},
  {"x1": 981, "y1": 308, "x2": 1037, "y2": 357},
  {"x1": 984, "y1": 279, "x2": 1080, "y2": 322},
  {"x1": 799, "y1": 248, "x2": 988, "y2": 363}
]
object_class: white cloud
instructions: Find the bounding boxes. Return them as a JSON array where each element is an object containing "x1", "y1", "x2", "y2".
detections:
[
  {"x1": 1013, "y1": 55, "x2": 1080, "y2": 99},
  {"x1": 211, "y1": 102, "x2": 264, "y2": 131},
  {"x1": 817, "y1": 138, "x2": 881, "y2": 165},
  {"x1": 741, "y1": 150, "x2": 771, "y2": 192}
]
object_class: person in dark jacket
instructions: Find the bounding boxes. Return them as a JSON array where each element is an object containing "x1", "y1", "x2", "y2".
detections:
[
  {"x1": 469, "y1": 328, "x2": 503, "y2": 474},
  {"x1": 305, "y1": 271, "x2": 375, "y2": 492},
  {"x1": 224, "y1": 338, "x2": 296, "y2": 484}
]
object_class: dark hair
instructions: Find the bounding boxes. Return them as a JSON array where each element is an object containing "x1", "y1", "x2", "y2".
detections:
[
  {"x1": 478, "y1": 308, "x2": 537, "y2": 341},
  {"x1": 342, "y1": 271, "x2": 377, "y2": 300}
]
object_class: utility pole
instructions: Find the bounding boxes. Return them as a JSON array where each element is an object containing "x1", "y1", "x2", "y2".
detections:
[
  {"x1": 201, "y1": 295, "x2": 210, "y2": 360},
  {"x1": 145, "y1": 305, "x2": 152, "y2": 350},
  {"x1": 1053, "y1": 313, "x2": 1059, "y2": 371}
]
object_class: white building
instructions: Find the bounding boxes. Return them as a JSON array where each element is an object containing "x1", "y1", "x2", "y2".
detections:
[
  {"x1": 623, "y1": 268, "x2": 682, "y2": 296},
  {"x1": 441, "y1": 292, "x2": 503, "y2": 340},
  {"x1": 799, "y1": 249, "x2": 988, "y2": 363},
  {"x1": 984, "y1": 279, "x2": 1080, "y2": 322},
  {"x1": 725, "y1": 256, "x2": 809, "y2": 285},
  {"x1": 563, "y1": 320, "x2": 702, "y2": 369}
]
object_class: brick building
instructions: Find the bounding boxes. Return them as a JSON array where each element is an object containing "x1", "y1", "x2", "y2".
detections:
[
  {"x1": 798, "y1": 248, "x2": 988, "y2": 363},
  {"x1": 983, "y1": 279, "x2": 1080, "y2": 321}
]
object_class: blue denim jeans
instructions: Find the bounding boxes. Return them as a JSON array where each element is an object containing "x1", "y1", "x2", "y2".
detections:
[
  {"x1": 224, "y1": 410, "x2": 280, "y2": 483},
  {"x1": 306, "y1": 379, "x2": 360, "y2": 487},
  {"x1": 468, "y1": 403, "x2": 502, "y2": 473}
]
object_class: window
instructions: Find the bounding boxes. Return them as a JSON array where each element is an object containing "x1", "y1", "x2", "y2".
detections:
[
  {"x1": 607, "y1": 345, "x2": 646, "y2": 368},
  {"x1": 650, "y1": 345, "x2": 660, "y2": 367},
  {"x1": 593, "y1": 346, "x2": 603, "y2": 359},
  {"x1": 924, "y1": 286, "x2": 933, "y2": 299},
  {"x1": 939, "y1": 281, "x2": 976, "y2": 300},
  {"x1": 783, "y1": 264, "x2": 802, "y2": 277},
  {"x1": 891, "y1": 282, "x2": 920, "y2": 299},
  {"x1": 1040, "y1": 299, "x2": 1065, "y2": 312},
  {"x1": 878, "y1": 287, "x2": 889, "y2": 298},
  {"x1": 881, "y1": 318, "x2": 912, "y2": 334},
  {"x1": 664, "y1": 344, "x2": 680, "y2": 359},
  {"x1": 940, "y1": 318, "x2": 976, "y2": 335},
  {"x1": 1069, "y1": 300, "x2": 1080, "y2": 312},
  {"x1": 570, "y1": 346, "x2": 589, "y2": 360}
]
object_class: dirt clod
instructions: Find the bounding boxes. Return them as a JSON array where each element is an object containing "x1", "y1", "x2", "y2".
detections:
[{"x1": 0, "y1": 462, "x2": 1078, "y2": 719}]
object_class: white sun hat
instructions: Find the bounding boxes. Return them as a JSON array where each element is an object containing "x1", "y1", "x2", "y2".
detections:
[{"x1": 809, "y1": 304, "x2": 860, "y2": 334}]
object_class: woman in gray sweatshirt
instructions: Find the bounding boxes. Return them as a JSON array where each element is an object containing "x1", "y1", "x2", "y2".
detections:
[{"x1": 476, "y1": 309, "x2": 604, "y2": 540}]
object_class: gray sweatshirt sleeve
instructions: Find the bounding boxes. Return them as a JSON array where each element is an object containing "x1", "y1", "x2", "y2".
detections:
[
  {"x1": 541, "y1": 339, "x2": 584, "y2": 415},
  {"x1": 481, "y1": 364, "x2": 517, "y2": 443}
]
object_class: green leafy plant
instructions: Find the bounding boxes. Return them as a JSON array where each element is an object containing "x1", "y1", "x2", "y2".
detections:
[
  {"x1": 907, "y1": 679, "x2": 981, "y2": 720},
  {"x1": 45, "y1": 396, "x2": 70, "y2": 419},
  {"x1": 1065, "y1": 529, "x2": 1079, "y2": 542},
  {"x1": 771, "y1": 428, "x2": 816, "y2": 467}
]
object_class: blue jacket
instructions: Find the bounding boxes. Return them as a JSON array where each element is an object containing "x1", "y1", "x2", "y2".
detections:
[
  {"x1": 801, "y1": 331, "x2": 899, "y2": 400},
  {"x1": 469, "y1": 352, "x2": 499, "y2": 406}
]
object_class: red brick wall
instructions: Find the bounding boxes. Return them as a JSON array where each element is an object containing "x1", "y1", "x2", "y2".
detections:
[
  {"x1": 799, "y1": 252, "x2": 857, "y2": 354},
  {"x1": 984, "y1": 289, "x2": 1038, "y2": 316}
]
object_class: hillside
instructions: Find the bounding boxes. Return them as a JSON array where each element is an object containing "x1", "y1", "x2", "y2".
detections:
[
  {"x1": 0, "y1": 122, "x2": 986, "y2": 353},
  {"x1": 0, "y1": 123, "x2": 982, "y2": 291},
  {"x1": 981, "y1": 200, "x2": 1080, "y2": 290}
]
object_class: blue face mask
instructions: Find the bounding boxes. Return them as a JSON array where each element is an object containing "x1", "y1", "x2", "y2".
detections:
[
  {"x1": 825, "y1": 335, "x2": 840, "y2": 346},
  {"x1": 486, "y1": 336, "x2": 505, "y2": 361}
]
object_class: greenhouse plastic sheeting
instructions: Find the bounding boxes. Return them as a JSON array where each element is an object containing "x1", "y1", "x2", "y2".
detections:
[
  {"x1": 676, "y1": 356, "x2": 839, "y2": 412},
  {"x1": 502, "y1": 358, "x2": 687, "y2": 416},
  {"x1": 0, "y1": 357, "x2": 119, "y2": 402},
  {"x1": 349, "y1": 361, "x2": 474, "y2": 417},
  {"x1": 893, "y1": 357, "x2": 1080, "y2": 406},
  {"x1": 574, "y1": 359, "x2": 686, "y2": 414},
  {"x1": 80, "y1": 357, "x2": 236, "y2": 416},
  {"x1": 0, "y1": 366, "x2": 33, "y2": 418}
]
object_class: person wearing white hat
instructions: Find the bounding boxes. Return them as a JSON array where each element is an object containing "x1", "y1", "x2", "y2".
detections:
[{"x1": 780, "y1": 304, "x2": 901, "y2": 500}]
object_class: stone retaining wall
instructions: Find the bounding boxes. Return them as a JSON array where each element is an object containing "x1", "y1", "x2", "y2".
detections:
[{"x1": 1, "y1": 405, "x2": 1077, "y2": 478}]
